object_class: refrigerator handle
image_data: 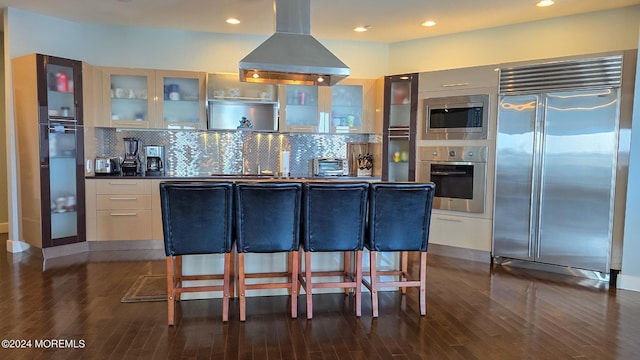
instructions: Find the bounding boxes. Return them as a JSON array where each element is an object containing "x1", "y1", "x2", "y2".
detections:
[{"x1": 529, "y1": 95, "x2": 546, "y2": 259}]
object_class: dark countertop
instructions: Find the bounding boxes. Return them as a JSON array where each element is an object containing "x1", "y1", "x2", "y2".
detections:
[{"x1": 87, "y1": 174, "x2": 381, "y2": 181}]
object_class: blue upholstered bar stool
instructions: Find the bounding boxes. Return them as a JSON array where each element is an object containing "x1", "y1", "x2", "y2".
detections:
[
  {"x1": 299, "y1": 181, "x2": 369, "y2": 319},
  {"x1": 362, "y1": 182, "x2": 435, "y2": 317},
  {"x1": 160, "y1": 182, "x2": 234, "y2": 325},
  {"x1": 234, "y1": 182, "x2": 302, "y2": 321}
]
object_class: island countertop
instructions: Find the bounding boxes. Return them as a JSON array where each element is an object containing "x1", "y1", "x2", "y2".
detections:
[{"x1": 87, "y1": 174, "x2": 381, "y2": 181}]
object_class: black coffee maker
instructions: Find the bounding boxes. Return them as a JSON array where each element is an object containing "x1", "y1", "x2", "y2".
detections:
[
  {"x1": 144, "y1": 145, "x2": 164, "y2": 176},
  {"x1": 121, "y1": 137, "x2": 140, "y2": 176}
]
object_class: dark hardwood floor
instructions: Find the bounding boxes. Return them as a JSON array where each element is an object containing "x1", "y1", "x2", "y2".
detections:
[{"x1": 1, "y1": 240, "x2": 640, "y2": 359}]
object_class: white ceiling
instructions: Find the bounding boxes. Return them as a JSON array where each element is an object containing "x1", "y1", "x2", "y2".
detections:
[{"x1": 1, "y1": 0, "x2": 639, "y2": 43}]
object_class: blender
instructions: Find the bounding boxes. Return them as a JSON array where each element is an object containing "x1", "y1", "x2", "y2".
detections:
[{"x1": 121, "y1": 137, "x2": 140, "y2": 176}]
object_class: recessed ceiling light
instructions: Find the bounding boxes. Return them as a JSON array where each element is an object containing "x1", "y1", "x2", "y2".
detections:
[
  {"x1": 536, "y1": 0, "x2": 554, "y2": 7},
  {"x1": 353, "y1": 25, "x2": 371, "y2": 33},
  {"x1": 421, "y1": 20, "x2": 437, "y2": 27},
  {"x1": 226, "y1": 18, "x2": 240, "y2": 25}
]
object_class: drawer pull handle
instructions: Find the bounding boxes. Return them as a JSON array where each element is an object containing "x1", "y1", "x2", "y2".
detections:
[
  {"x1": 435, "y1": 217, "x2": 463, "y2": 223},
  {"x1": 110, "y1": 213, "x2": 137, "y2": 217},
  {"x1": 108, "y1": 182, "x2": 138, "y2": 185},
  {"x1": 109, "y1": 197, "x2": 137, "y2": 201},
  {"x1": 441, "y1": 82, "x2": 470, "y2": 87}
]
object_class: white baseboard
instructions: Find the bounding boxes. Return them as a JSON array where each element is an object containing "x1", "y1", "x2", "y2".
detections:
[
  {"x1": 618, "y1": 274, "x2": 640, "y2": 293},
  {"x1": 0, "y1": 222, "x2": 8, "y2": 234},
  {"x1": 428, "y1": 243, "x2": 491, "y2": 263},
  {"x1": 6, "y1": 240, "x2": 31, "y2": 253}
]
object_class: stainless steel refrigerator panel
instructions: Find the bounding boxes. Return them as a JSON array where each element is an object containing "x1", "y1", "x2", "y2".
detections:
[
  {"x1": 493, "y1": 95, "x2": 539, "y2": 260},
  {"x1": 536, "y1": 89, "x2": 619, "y2": 272}
]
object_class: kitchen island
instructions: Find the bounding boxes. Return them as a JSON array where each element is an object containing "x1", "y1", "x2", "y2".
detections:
[{"x1": 85, "y1": 175, "x2": 390, "y2": 298}]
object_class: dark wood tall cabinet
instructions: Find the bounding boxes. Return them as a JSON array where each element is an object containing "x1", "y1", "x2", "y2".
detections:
[
  {"x1": 382, "y1": 73, "x2": 419, "y2": 182},
  {"x1": 13, "y1": 54, "x2": 86, "y2": 248}
]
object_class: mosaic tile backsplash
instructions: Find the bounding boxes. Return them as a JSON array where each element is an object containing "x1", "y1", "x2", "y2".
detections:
[{"x1": 94, "y1": 128, "x2": 380, "y2": 177}]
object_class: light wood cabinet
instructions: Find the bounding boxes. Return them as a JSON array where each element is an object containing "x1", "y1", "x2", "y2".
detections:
[
  {"x1": 85, "y1": 179, "x2": 97, "y2": 241},
  {"x1": 428, "y1": 213, "x2": 493, "y2": 252},
  {"x1": 155, "y1": 70, "x2": 206, "y2": 130},
  {"x1": 92, "y1": 179, "x2": 153, "y2": 241},
  {"x1": 102, "y1": 67, "x2": 156, "y2": 128},
  {"x1": 151, "y1": 179, "x2": 164, "y2": 241},
  {"x1": 96, "y1": 194, "x2": 152, "y2": 210},
  {"x1": 96, "y1": 179, "x2": 151, "y2": 195},
  {"x1": 82, "y1": 63, "x2": 107, "y2": 127},
  {"x1": 418, "y1": 65, "x2": 499, "y2": 93},
  {"x1": 100, "y1": 67, "x2": 206, "y2": 129},
  {"x1": 278, "y1": 78, "x2": 377, "y2": 134}
]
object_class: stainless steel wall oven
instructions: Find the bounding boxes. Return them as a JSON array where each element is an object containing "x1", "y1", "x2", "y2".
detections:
[{"x1": 418, "y1": 146, "x2": 487, "y2": 213}]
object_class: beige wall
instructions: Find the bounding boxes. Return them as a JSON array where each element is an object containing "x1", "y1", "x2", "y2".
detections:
[
  {"x1": 620, "y1": 25, "x2": 640, "y2": 291},
  {"x1": 0, "y1": 30, "x2": 7, "y2": 233},
  {"x1": 389, "y1": 5, "x2": 640, "y2": 74},
  {"x1": 3, "y1": 5, "x2": 640, "y2": 243},
  {"x1": 5, "y1": 8, "x2": 389, "y2": 79}
]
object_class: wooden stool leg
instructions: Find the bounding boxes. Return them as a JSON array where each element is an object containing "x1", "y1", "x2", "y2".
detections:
[
  {"x1": 229, "y1": 247, "x2": 235, "y2": 299},
  {"x1": 238, "y1": 253, "x2": 247, "y2": 322},
  {"x1": 166, "y1": 256, "x2": 175, "y2": 326},
  {"x1": 291, "y1": 250, "x2": 299, "y2": 319},
  {"x1": 343, "y1": 251, "x2": 351, "y2": 295},
  {"x1": 355, "y1": 250, "x2": 362, "y2": 317},
  {"x1": 175, "y1": 255, "x2": 183, "y2": 301},
  {"x1": 298, "y1": 249, "x2": 303, "y2": 295},
  {"x1": 305, "y1": 251, "x2": 313, "y2": 319},
  {"x1": 370, "y1": 250, "x2": 379, "y2": 318},
  {"x1": 222, "y1": 252, "x2": 231, "y2": 322},
  {"x1": 420, "y1": 252, "x2": 427, "y2": 316},
  {"x1": 287, "y1": 252, "x2": 293, "y2": 295},
  {"x1": 401, "y1": 251, "x2": 408, "y2": 294}
]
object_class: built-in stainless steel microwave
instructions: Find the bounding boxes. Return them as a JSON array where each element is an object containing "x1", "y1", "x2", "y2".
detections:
[{"x1": 422, "y1": 94, "x2": 489, "y2": 140}]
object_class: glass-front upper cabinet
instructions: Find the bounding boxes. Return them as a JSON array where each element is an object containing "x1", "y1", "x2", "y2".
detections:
[
  {"x1": 46, "y1": 63, "x2": 79, "y2": 121},
  {"x1": 330, "y1": 84, "x2": 366, "y2": 133},
  {"x1": 279, "y1": 85, "x2": 321, "y2": 132},
  {"x1": 102, "y1": 67, "x2": 155, "y2": 128},
  {"x1": 208, "y1": 73, "x2": 278, "y2": 102},
  {"x1": 207, "y1": 73, "x2": 279, "y2": 131},
  {"x1": 388, "y1": 78, "x2": 413, "y2": 128},
  {"x1": 156, "y1": 70, "x2": 206, "y2": 130},
  {"x1": 382, "y1": 73, "x2": 418, "y2": 182},
  {"x1": 279, "y1": 79, "x2": 375, "y2": 133}
]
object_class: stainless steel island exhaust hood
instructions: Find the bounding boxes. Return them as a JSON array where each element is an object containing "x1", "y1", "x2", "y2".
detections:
[{"x1": 239, "y1": 0, "x2": 350, "y2": 86}]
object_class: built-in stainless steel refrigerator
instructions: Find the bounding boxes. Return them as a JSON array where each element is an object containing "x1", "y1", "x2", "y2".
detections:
[{"x1": 493, "y1": 54, "x2": 634, "y2": 275}]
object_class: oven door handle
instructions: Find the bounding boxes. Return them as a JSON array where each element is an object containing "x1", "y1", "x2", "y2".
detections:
[
  {"x1": 424, "y1": 161, "x2": 480, "y2": 166},
  {"x1": 430, "y1": 171, "x2": 468, "y2": 176}
]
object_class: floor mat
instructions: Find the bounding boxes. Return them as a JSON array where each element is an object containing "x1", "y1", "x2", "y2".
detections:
[{"x1": 121, "y1": 274, "x2": 167, "y2": 303}]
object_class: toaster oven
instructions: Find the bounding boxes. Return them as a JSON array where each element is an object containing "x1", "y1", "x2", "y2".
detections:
[
  {"x1": 313, "y1": 158, "x2": 348, "y2": 177},
  {"x1": 95, "y1": 157, "x2": 121, "y2": 174}
]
